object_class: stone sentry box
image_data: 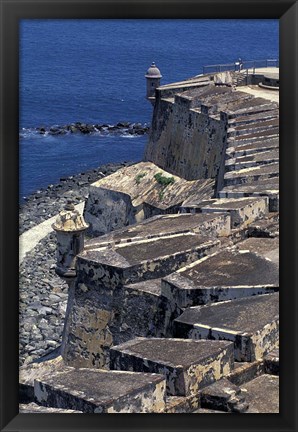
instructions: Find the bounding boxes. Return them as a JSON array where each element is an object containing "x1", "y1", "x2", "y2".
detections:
[{"x1": 52, "y1": 201, "x2": 89, "y2": 278}]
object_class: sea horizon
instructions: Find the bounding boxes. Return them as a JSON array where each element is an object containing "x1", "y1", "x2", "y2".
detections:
[{"x1": 19, "y1": 19, "x2": 279, "y2": 200}]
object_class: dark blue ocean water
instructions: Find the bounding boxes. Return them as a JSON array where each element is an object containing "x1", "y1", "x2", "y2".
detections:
[{"x1": 20, "y1": 19, "x2": 278, "y2": 200}]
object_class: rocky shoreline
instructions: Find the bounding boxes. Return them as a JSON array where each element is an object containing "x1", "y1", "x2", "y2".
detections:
[
  {"x1": 19, "y1": 233, "x2": 66, "y2": 366},
  {"x1": 19, "y1": 161, "x2": 133, "y2": 365},
  {"x1": 19, "y1": 161, "x2": 134, "y2": 234},
  {"x1": 21, "y1": 121, "x2": 150, "y2": 137}
]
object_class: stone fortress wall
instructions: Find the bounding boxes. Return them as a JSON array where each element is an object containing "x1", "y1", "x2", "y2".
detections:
[{"x1": 20, "y1": 64, "x2": 280, "y2": 414}]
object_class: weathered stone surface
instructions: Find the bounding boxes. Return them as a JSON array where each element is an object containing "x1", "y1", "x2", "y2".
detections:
[
  {"x1": 174, "y1": 293, "x2": 279, "y2": 361},
  {"x1": 241, "y1": 375, "x2": 279, "y2": 413},
  {"x1": 85, "y1": 212, "x2": 231, "y2": 250},
  {"x1": 144, "y1": 85, "x2": 228, "y2": 182},
  {"x1": 218, "y1": 180, "x2": 279, "y2": 212},
  {"x1": 227, "y1": 109, "x2": 279, "y2": 127},
  {"x1": 34, "y1": 369, "x2": 166, "y2": 413},
  {"x1": 19, "y1": 355, "x2": 67, "y2": 403},
  {"x1": 165, "y1": 394, "x2": 200, "y2": 413},
  {"x1": 225, "y1": 99, "x2": 278, "y2": 119},
  {"x1": 200, "y1": 90, "x2": 253, "y2": 115},
  {"x1": 110, "y1": 337, "x2": 234, "y2": 396},
  {"x1": 231, "y1": 127, "x2": 279, "y2": 142},
  {"x1": 200, "y1": 378, "x2": 248, "y2": 413},
  {"x1": 119, "y1": 279, "x2": 182, "y2": 343},
  {"x1": 248, "y1": 215, "x2": 279, "y2": 238},
  {"x1": 193, "y1": 408, "x2": 227, "y2": 413},
  {"x1": 225, "y1": 149, "x2": 279, "y2": 171},
  {"x1": 197, "y1": 196, "x2": 268, "y2": 228},
  {"x1": 226, "y1": 137, "x2": 279, "y2": 157},
  {"x1": 235, "y1": 237, "x2": 279, "y2": 265},
  {"x1": 226, "y1": 360, "x2": 264, "y2": 386},
  {"x1": 19, "y1": 70, "x2": 280, "y2": 414},
  {"x1": 84, "y1": 161, "x2": 214, "y2": 236},
  {"x1": 228, "y1": 117, "x2": 279, "y2": 136},
  {"x1": 162, "y1": 250, "x2": 278, "y2": 308},
  {"x1": 64, "y1": 233, "x2": 219, "y2": 368},
  {"x1": 79, "y1": 233, "x2": 219, "y2": 286},
  {"x1": 224, "y1": 163, "x2": 279, "y2": 186},
  {"x1": 19, "y1": 402, "x2": 82, "y2": 413},
  {"x1": 264, "y1": 348, "x2": 279, "y2": 375}
]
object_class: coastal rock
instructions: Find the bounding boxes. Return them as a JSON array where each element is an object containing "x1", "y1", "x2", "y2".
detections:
[
  {"x1": 35, "y1": 122, "x2": 149, "y2": 136},
  {"x1": 19, "y1": 162, "x2": 133, "y2": 234}
]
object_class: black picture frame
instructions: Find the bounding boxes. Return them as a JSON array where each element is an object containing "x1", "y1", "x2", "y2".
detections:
[{"x1": 1, "y1": 1, "x2": 297, "y2": 431}]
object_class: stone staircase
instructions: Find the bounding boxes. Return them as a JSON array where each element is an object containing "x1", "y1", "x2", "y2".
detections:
[
  {"x1": 20, "y1": 210, "x2": 279, "y2": 413},
  {"x1": 219, "y1": 97, "x2": 279, "y2": 212},
  {"x1": 233, "y1": 71, "x2": 248, "y2": 87},
  {"x1": 19, "y1": 79, "x2": 279, "y2": 414}
]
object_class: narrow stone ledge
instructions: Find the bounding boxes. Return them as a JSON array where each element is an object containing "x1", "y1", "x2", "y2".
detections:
[
  {"x1": 224, "y1": 162, "x2": 279, "y2": 186},
  {"x1": 174, "y1": 293, "x2": 279, "y2": 361},
  {"x1": 110, "y1": 337, "x2": 234, "y2": 396},
  {"x1": 241, "y1": 374, "x2": 279, "y2": 413},
  {"x1": 162, "y1": 249, "x2": 278, "y2": 308},
  {"x1": 34, "y1": 368, "x2": 166, "y2": 413},
  {"x1": 264, "y1": 348, "x2": 279, "y2": 375},
  {"x1": 198, "y1": 196, "x2": 269, "y2": 229},
  {"x1": 200, "y1": 378, "x2": 248, "y2": 413}
]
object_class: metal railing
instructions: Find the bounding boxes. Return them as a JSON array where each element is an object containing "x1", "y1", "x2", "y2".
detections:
[{"x1": 202, "y1": 59, "x2": 279, "y2": 75}]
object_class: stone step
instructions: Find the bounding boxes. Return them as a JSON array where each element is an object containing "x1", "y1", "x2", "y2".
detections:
[
  {"x1": 264, "y1": 348, "x2": 279, "y2": 375},
  {"x1": 174, "y1": 293, "x2": 279, "y2": 361},
  {"x1": 34, "y1": 368, "x2": 166, "y2": 413},
  {"x1": 227, "y1": 109, "x2": 279, "y2": 127},
  {"x1": 200, "y1": 378, "x2": 248, "y2": 413},
  {"x1": 226, "y1": 138, "x2": 279, "y2": 157},
  {"x1": 65, "y1": 233, "x2": 219, "y2": 369},
  {"x1": 227, "y1": 134, "x2": 279, "y2": 150},
  {"x1": 201, "y1": 92, "x2": 253, "y2": 115},
  {"x1": 224, "y1": 163, "x2": 279, "y2": 186},
  {"x1": 194, "y1": 197, "x2": 268, "y2": 229},
  {"x1": 19, "y1": 403, "x2": 83, "y2": 413},
  {"x1": 241, "y1": 375, "x2": 279, "y2": 413},
  {"x1": 235, "y1": 237, "x2": 279, "y2": 265},
  {"x1": 165, "y1": 395, "x2": 200, "y2": 413},
  {"x1": 225, "y1": 149, "x2": 279, "y2": 171},
  {"x1": 226, "y1": 360, "x2": 264, "y2": 386},
  {"x1": 227, "y1": 118, "x2": 279, "y2": 138},
  {"x1": 79, "y1": 233, "x2": 219, "y2": 288},
  {"x1": 162, "y1": 249, "x2": 278, "y2": 308},
  {"x1": 218, "y1": 180, "x2": 279, "y2": 212},
  {"x1": 232, "y1": 117, "x2": 279, "y2": 131},
  {"x1": 229, "y1": 97, "x2": 275, "y2": 111},
  {"x1": 19, "y1": 355, "x2": 66, "y2": 404},
  {"x1": 227, "y1": 128, "x2": 279, "y2": 144},
  {"x1": 85, "y1": 212, "x2": 231, "y2": 251},
  {"x1": 226, "y1": 101, "x2": 278, "y2": 119},
  {"x1": 248, "y1": 217, "x2": 279, "y2": 238},
  {"x1": 110, "y1": 337, "x2": 234, "y2": 396},
  {"x1": 118, "y1": 278, "x2": 182, "y2": 343}
]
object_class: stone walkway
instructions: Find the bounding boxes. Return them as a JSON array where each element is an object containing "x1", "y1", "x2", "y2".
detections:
[
  {"x1": 239, "y1": 85, "x2": 279, "y2": 103},
  {"x1": 19, "y1": 202, "x2": 85, "y2": 264}
]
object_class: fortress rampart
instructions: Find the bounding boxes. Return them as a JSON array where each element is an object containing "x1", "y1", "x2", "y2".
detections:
[{"x1": 20, "y1": 66, "x2": 280, "y2": 414}]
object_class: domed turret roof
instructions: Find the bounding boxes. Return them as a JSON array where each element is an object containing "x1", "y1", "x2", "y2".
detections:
[
  {"x1": 52, "y1": 201, "x2": 89, "y2": 232},
  {"x1": 145, "y1": 62, "x2": 162, "y2": 78}
]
